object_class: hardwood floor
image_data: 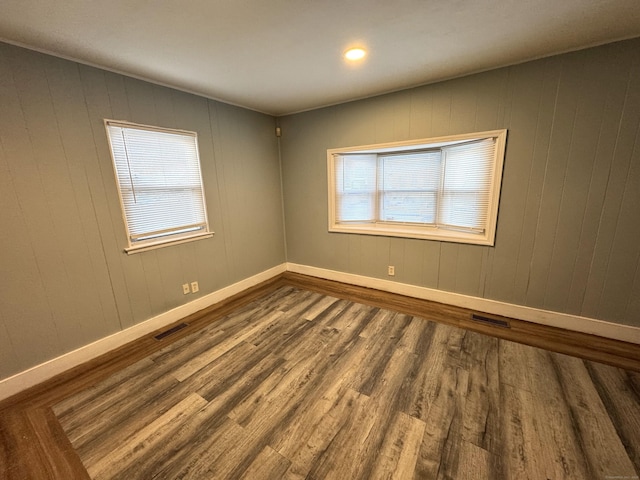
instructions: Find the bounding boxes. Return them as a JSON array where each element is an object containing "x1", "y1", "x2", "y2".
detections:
[{"x1": 2, "y1": 277, "x2": 640, "y2": 479}]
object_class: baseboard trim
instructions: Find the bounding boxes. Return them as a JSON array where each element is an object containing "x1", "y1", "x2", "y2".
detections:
[
  {"x1": 3, "y1": 260, "x2": 638, "y2": 402},
  {"x1": 0, "y1": 263, "x2": 287, "y2": 402},
  {"x1": 286, "y1": 263, "x2": 640, "y2": 345}
]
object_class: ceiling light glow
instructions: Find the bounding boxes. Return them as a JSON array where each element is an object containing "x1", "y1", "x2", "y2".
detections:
[{"x1": 344, "y1": 48, "x2": 366, "y2": 61}]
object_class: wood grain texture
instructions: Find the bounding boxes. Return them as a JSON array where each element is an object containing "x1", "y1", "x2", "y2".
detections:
[
  {"x1": 1, "y1": 276, "x2": 640, "y2": 479},
  {"x1": 283, "y1": 271, "x2": 640, "y2": 372}
]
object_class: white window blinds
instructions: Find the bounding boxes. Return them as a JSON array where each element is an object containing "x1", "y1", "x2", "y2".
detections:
[
  {"x1": 335, "y1": 154, "x2": 377, "y2": 222},
  {"x1": 439, "y1": 138, "x2": 495, "y2": 232},
  {"x1": 105, "y1": 121, "x2": 210, "y2": 252},
  {"x1": 379, "y1": 151, "x2": 441, "y2": 224},
  {"x1": 328, "y1": 130, "x2": 507, "y2": 246}
]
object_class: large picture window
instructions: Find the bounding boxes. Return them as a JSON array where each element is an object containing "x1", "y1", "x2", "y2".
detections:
[
  {"x1": 328, "y1": 130, "x2": 507, "y2": 245},
  {"x1": 105, "y1": 120, "x2": 212, "y2": 253}
]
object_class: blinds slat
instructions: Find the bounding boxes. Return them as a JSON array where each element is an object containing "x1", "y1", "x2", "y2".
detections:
[
  {"x1": 439, "y1": 138, "x2": 495, "y2": 230},
  {"x1": 106, "y1": 121, "x2": 209, "y2": 247},
  {"x1": 333, "y1": 137, "x2": 497, "y2": 233}
]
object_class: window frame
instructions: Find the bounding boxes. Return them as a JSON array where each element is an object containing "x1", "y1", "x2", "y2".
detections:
[
  {"x1": 327, "y1": 129, "x2": 507, "y2": 246},
  {"x1": 104, "y1": 119, "x2": 213, "y2": 254}
]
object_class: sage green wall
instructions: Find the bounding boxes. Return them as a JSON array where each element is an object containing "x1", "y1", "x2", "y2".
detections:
[
  {"x1": 280, "y1": 38, "x2": 640, "y2": 329},
  {"x1": 0, "y1": 43, "x2": 286, "y2": 380}
]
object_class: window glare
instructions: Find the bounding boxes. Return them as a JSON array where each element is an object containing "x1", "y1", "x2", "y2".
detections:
[{"x1": 327, "y1": 130, "x2": 507, "y2": 246}]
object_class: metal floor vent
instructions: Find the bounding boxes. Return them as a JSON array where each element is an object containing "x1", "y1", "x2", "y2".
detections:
[
  {"x1": 154, "y1": 322, "x2": 189, "y2": 340},
  {"x1": 471, "y1": 313, "x2": 510, "y2": 329}
]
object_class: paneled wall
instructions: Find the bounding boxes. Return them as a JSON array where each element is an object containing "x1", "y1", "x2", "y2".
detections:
[
  {"x1": 280, "y1": 38, "x2": 640, "y2": 329},
  {"x1": 0, "y1": 43, "x2": 286, "y2": 380}
]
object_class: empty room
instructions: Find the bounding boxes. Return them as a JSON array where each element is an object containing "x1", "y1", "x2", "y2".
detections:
[{"x1": 1, "y1": 1, "x2": 640, "y2": 479}]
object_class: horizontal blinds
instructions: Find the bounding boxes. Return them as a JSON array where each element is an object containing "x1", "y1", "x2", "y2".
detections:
[
  {"x1": 439, "y1": 138, "x2": 495, "y2": 231},
  {"x1": 379, "y1": 152, "x2": 441, "y2": 224},
  {"x1": 106, "y1": 122, "x2": 208, "y2": 245},
  {"x1": 332, "y1": 137, "x2": 498, "y2": 234},
  {"x1": 335, "y1": 154, "x2": 377, "y2": 222}
]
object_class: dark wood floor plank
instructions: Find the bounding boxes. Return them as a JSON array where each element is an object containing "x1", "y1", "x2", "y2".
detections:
[
  {"x1": 413, "y1": 361, "x2": 469, "y2": 479},
  {"x1": 302, "y1": 387, "x2": 374, "y2": 480},
  {"x1": 398, "y1": 322, "x2": 465, "y2": 420},
  {"x1": 2, "y1": 277, "x2": 639, "y2": 479},
  {"x1": 459, "y1": 330, "x2": 501, "y2": 452},
  {"x1": 59, "y1": 368, "x2": 180, "y2": 448},
  {"x1": 133, "y1": 414, "x2": 246, "y2": 480},
  {"x1": 111, "y1": 352, "x2": 286, "y2": 480},
  {"x1": 550, "y1": 353, "x2": 638, "y2": 478},
  {"x1": 497, "y1": 383, "x2": 549, "y2": 480},
  {"x1": 302, "y1": 294, "x2": 341, "y2": 321},
  {"x1": 273, "y1": 385, "x2": 364, "y2": 478},
  {"x1": 238, "y1": 445, "x2": 292, "y2": 480},
  {"x1": 585, "y1": 361, "x2": 640, "y2": 474},
  {"x1": 87, "y1": 393, "x2": 207, "y2": 479},
  {"x1": 369, "y1": 411, "x2": 426, "y2": 480},
  {"x1": 498, "y1": 344, "x2": 593, "y2": 479},
  {"x1": 396, "y1": 315, "x2": 428, "y2": 354},
  {"x1": 0, "y1": 407, "x2": 90, "y2": 480},
  {"x1": 170, "y1": 309, "x2": 286, "y2": 382},
  {"x1": 283, "y1": 272, "x2": 640, "y2": 372},
  {"x1": 51, "y1": 357, "x2": 157, "y2": 419},
  {"x1": 456, "y1": 441, "x2": 494, "y2": 480}
]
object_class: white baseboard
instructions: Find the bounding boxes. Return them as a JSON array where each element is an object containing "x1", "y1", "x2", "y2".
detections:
[
  {"x1": 0, "y1": 263, "x2": 286, "y2": 402},
  {"x1": 286, "y1": 262, "x2": 640, "y2": 345},
  {"x1": 3, "y1": 260, "x2": 638, "y2": 403}
]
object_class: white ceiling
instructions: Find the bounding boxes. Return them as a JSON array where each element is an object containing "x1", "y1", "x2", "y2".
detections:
[{"x1": 1, "y1": 0, "x2": 640, "y2": 116}]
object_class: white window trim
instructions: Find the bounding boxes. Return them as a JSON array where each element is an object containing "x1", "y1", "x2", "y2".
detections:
[
  {"x1": 327, "y1": 129, "x2": 507, "y2": 246},
  {"x1": 104, "y1": 120, "x2": 213, "y2": 254}
]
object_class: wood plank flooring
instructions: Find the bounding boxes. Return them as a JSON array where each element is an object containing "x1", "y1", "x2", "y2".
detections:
[
  {"x1": 41, "y1": 285, "x2": 640, "y2": 479},
  {"x1": 1, "y1": 275, "x2": 639, "y2": 480}
]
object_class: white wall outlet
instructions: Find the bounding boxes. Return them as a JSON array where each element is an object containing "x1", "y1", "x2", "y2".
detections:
[
  {"x1": 182, "y1": 283, "x2": 190, "y2": 295},
  {"x1": 388, "y1": 266, "x2": 395, "y2": 276},
  {"x1": 191, "y1": 281, "x2": 199, "y2": 293}
]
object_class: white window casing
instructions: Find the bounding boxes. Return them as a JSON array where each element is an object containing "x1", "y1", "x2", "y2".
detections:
[
  {"x1": 327, "y1": 130, "x2": 507, "y2": 246},
  {"x1": 105, "y1": 120, "x2": 213, "y2": 253}
]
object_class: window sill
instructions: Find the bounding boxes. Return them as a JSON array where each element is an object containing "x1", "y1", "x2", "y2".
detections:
[
  {"x1": 124, "y1": 232, "x2": 214, "y2": 255},
  {"x1": 329, "y1": 223, "x2": 494, "y2": 246}
]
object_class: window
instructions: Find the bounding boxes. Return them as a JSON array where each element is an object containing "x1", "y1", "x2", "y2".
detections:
[
  {"x1": 327, "y1": 130, "x2": 507, "y2": 245},
  {"x1": 105, "y1": 120, "x2": 212, "y2": 253}
]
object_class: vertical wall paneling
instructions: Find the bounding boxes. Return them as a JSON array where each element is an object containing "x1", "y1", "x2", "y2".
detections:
[
  {"x1": 14, "y1": 50, "x2": 88, "y2": 352},
  {"x1": 565, "y1": 50, "x2": 631, "y2": 316},
  {"x1": 0, "y1": 42, "x2": 285, "y2": 381},
  {"x1": 0, "y1": 48, "x2": 64, "y2": 368},
  {"x1": 510, "y1": 57, "x2": 563, "y2": 306},
  {"x1": 524, "y1": 52, "x2": 582, "y2": 309},
  {"x1": 79, "y1": 65, "x2": 138, "y2": 328},
  {"x1": 0, "y1": 311, "x2": 18, "y2": 376},
  {"x1": 206, "y1": 100, "x2": 236, "y2": 285},
  {"x1": 420, "y1": 241, "x2": 441, "y2": 289},
  {"x1": 41, "y1": 55, "x2": 121, "y2": 342},
  {"x1": 487, "y1": 61, "x2": 545, "y2": 302},
  {"x1": 280, "y1": 38, "x2": 640, "y2": 329},
  {"x1": 581, "y1": 50, "x2": 639, "y2": 320},
  {"x1": 542, "y1": 48, "x2": 611, "y2": 314},
  {"x1": 399, "y1": 239, "x2": 423, "y2": 287},
  {"x1": 597, "y1": 57, "x2": 640, "y2": 322},
  {"x1": 627, "y1": 255, "x2": 640, "y2": 320}
]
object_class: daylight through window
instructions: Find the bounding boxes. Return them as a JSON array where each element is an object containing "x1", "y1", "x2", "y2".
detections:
[
  {"x1": 105, "y1": 120, "x2": 212, "y2": 253},
  {"x1": 328, "y1": 130, "x2": 507, "y2": 245}
]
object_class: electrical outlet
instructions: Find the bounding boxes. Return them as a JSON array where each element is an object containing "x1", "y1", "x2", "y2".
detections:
[
  {"x1": 182, "y1": 283, "x2": 190, "y2": 295},
  {"x1": 388, "y1": 266, "x2": 395, "y2": 276},
  {"x1": 191, "y1": 281, "x2": 199, "y2": 293}
]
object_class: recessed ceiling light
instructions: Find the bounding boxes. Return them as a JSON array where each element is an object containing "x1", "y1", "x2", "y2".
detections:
[{"x1": 344, "y1": 47, "x2": 367, "y2": 61}]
